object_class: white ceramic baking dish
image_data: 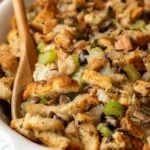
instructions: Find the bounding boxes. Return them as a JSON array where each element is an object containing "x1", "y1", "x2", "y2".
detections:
[{"x1": 0, "y1": 0, "x2": 57, "y2": 149}]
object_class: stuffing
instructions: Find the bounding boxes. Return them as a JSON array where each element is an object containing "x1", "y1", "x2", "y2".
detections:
[
  {"x1": 100, "y1": 132, "x2": 128, "y2": 150},
  {"x1": 73, "y1": 40, "x2": 90, "y2": 53},
  {"x1": 88, "y1": 58, "x2": 105, "y2": 71},
  {"x1": 33, "y1": 63, "x2": 60, "y2": 81},
  {"x1": 110, "y1": 73, "x2": 126, "y2": 84},
  {"x1": 97, "y1": 89, "x2": 109, "y2": 103},
  {"x1": 65, "y1": 121, "x2": 80, "y2": 138},
  {"x1": 120, "y1": 117, "x2": 144, "y2": 139},
  {"x1": 78, "y1": 123, "x2": 100, "y2": 150},
  {"x1": 130, "y1": 7, "x2": 144, "y2": 21},
  {"x1": 34, "y1": 131, "x2": 70, "y2": 149},
  {"x1": 23, "y1": 75, "x2": 80, "y2": 99},
  {"x1": 107, "y1": 50, "x2": 123, "y2": 61},
  {"x1": 43, "y1": 19, "x2": 58, "y2": 34},
  {"x1": 82, "y1": 69, "x2": 112, "y2": 90},
  {"x1": 73, "y1": 0, "x2": 85, "y2": 6},
  {"x1": 36, "y1": 0, "x2": 51, "y2": 7},
  {"x1": 23, "y1": 114, "x2": 65, "y2": 132},
  {"x1": 94, "y1": 0, "x2": 106, "y2": 9},
  {"x1": 117, "y1": 0, "x2": 140, "y2": 27},
  {"x1": 131, "y1": 31, "x2": 150, "y2": 47},
  {"x1": 31, "y1": 3, "x2": 57, "y2": 32},
  {"x1": 25, "y1": 94, "x2": 99, "y2": 120},
  {"x1": 98, "y1": 37, "x2": 114, "y2": 48},
  {"x1": 0, "y1": 44, "x2": 18, "y2": 76},
  {"x1": 6, "y1": 0, "x2": 150, "y2": 149},
  {"x1": 7, "y1": 29, "x2": 20, "y2": 57},
  {"x1": 0, "y1": 77, "x2": 14, "y2": 102},
  {"x1": 66, "y1": 121, "x2": 84, "y2": 150},
  {"x1": 33, "y1": 32, "x2": 55, "y2": 43},
  {"x1": 121, "y1": 51, "x2": 145, "y2": 72},
  {"x1": 84, "y1": 10, "x2": 107, "y2": 26},
  {"x1": 74, "y1": 113, "x2": 94, "y2": 124},
  {"x1": 88, "y1": 104, "x2": 104, "y2": 123},
  {"x1": 130, "y1": 136, "x2": 144, "y2": 150},
  {"x1": 11, "y1": 118, "x2": 37, "y2": 141},
  {"x1": 133, "y1": 110, "x2": 150, "y2": 123},
  {"x1": 58, "y1": 55, "x2": 77, "y2": 75},
  {"x1": 115, "y1": 35, "x2": 133, "y2": 53},
  {"x1": 144, "y1": 55, "x2": 150, "y2": 72},
  {"x1": 133, "y1": 80, "x2": 150, "y2": 96},
  {"x1": 67, "y1": 136, "x2": 84, "y2": 150},
  {"x1": 54, "y1": 26, "x2": 75, "y2": 50},
  {"x1": 143, "y1": 144, "x2": 150, "y2": 150},
  {"x1": 11, "y1": 117, "x2": 69, "y2": 149}
]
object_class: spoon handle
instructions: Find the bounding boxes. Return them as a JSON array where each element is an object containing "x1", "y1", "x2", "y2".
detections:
[{"x1": 12, "y1": 0, "x2": 29, "y2": 42}]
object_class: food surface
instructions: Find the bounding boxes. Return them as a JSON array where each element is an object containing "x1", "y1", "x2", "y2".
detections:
[{"x1": 0, "y1": 0, "x2": 150, "y2": 149}]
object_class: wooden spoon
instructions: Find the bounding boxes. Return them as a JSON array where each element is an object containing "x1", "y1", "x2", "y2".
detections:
[{"x1": 11, "y1": 0, "x2": 37, "y2": 119}]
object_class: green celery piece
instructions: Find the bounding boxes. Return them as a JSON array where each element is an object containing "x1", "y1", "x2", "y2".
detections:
[
  {"x1": 89, "y1": 47, "x2": 104, "y2": 57},
  {"x1": 72, "y1": 68, "x2": 86, "y2": 91},
  {"x1": 71, "y1": 54, "x2": 80, "y2": 68},
  {"x1": 97, "y1": 123, "x2": 113, "y2": 137},
  {"x1": 123, "y1": 64, "x2": 140, "y2": 81},
  {"x1": 37, "y1": 41, "x2": 46, "y2": 52},
  {"x1": 40, "y1": 96, "x2": 48, "y2": 105},
  {"x1": 104, "y1": 100, "x2": 124, "y2": 118},
  {"x1": 72, "y1": 68, "x2": 84, "y2": 84},
  {"x1": 130, "y1": 20, "x2": 146, "y2": 30},
  {"x1": 38, "y1": 49, "x2": 57, "y2": 65}
]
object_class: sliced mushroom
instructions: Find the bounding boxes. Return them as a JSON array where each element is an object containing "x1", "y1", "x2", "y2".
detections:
[{"x1": 133, "y1": 110, "x2": 150, "y2": 123}]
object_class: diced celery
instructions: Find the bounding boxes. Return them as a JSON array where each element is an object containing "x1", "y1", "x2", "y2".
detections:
[
  {"x1": 89, "y1": 47, "x2": 104, "y2": 57},
  {"x1": 123, "y1": 64, "x2": 140, "y2": 81},
  {"x1": 97, "y1": 123, "x2": 113, "y2": 137},
  {"x1": 37, "y1": 41, "x2": 46, "y2": 52},
  {"x1": 72, "y1": 67, "x2": 86, "y2": 91},
  {"x1": 40, "y1": 96, "x2": 48, "y2": 105},
  {"x1": 71, "y1": 54, "x2": 80, "y2": 68},
  {"x1": 130, "y1": 20, "x2": 146, "y2": 30},
  {"x1": 104, "y1": 100, "x2": 124, "y2": 118},
  {"x1": 38, "y1": 49, "x2": 57, "y2": 65},
  {"x1": 72, "y1": 68, "x2": 84, "y2": 84}
]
